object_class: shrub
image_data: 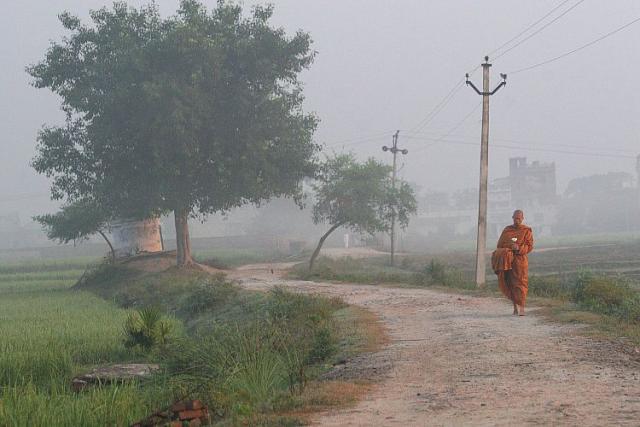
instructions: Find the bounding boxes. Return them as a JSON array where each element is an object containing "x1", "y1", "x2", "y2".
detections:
[
  {"x1": 529, "y1": 275, "x2": 572, "y2": 299},
  {"x1": 179, "y1": 278, "x2": 239, "y2": 316},
  {"x1": 123, "y1": 307, "x2": 172, "y2": 352},
  {"x1": 573, "y1": 274, "x2": 639, "y2": 319}
]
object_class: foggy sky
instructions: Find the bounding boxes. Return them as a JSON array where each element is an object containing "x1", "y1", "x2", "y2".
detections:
[{"x1": 2, "y1": 0, "x2": 640, "y2": 220}]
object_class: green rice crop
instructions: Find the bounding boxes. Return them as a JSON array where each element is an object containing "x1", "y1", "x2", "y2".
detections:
[
  {"x1": 0, "y1": 380, "x2": 173, "y2": 427},
  {"x1": 0, "y1": 290, "x2": 133, "y2": 386}
]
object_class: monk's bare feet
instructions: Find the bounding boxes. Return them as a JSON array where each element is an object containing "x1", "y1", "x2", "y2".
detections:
[
  {"x1": 513, "y1": 305, "x2": 518, "y2": 315},
  {"x1": 518, "y1": 306, "x2": 525, "y2": 316}
]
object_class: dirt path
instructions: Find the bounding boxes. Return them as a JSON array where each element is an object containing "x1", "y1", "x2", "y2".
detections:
[{"x1": 229, "y1": 264, "x2": 640, "y2": 427}]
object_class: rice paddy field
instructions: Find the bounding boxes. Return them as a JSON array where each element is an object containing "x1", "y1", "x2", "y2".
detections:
[{"x1": 0, "y1": 258, "x2": 172, "y2": 427}]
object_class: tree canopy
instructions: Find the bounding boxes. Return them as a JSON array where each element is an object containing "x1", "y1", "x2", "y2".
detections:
[
  {"x1": 29, "y1": 1, "x2": 320, "y2": 265},
  {"x1": 308, "y1": 154, "x2": 417, "y2": 270}
]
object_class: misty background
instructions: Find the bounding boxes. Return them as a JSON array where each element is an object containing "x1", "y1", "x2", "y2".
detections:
[{"x1": 2, "y1": 0, "x2": 640, "y2": 254}]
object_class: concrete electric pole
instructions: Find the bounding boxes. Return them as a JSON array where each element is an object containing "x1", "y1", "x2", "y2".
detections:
[
  {"x1": 465, "y1": 56, "x2": 507, "y2": 287},
  {"x1": 382, "y1": 130, "x2": 408, "y2": 266}
]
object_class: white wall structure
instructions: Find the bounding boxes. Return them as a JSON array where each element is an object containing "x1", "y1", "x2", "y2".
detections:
[{"x1": 111, "y1": 218, "x2": 163, "y2": 258}]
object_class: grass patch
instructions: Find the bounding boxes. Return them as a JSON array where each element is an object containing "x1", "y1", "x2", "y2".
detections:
[{"x1": 194, "y1": 248, "x2": 308, "y2": 269}]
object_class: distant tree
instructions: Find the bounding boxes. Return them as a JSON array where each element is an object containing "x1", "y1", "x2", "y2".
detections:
[
  {"x1": 308, "y1": 154, "x2": 417, "y2": 270},
  {"x1": 29, "y1": 1, "x2": 319, "y2": 267},
  {"x1": 558, "y1": 172, "x2": 637, "y2": 234},
  {"x1": 35, "y1": 200, "x2": 115, "y2": 261}
]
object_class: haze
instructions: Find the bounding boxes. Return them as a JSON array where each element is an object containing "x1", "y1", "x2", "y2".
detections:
[{"x1": 2, "y1": 0, "x2": 639, "y2": 240}]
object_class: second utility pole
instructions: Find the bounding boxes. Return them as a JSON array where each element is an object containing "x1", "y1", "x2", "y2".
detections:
[
  {"x1": 382, "y1": 130, "x2": 407, "y2": 266},
  {"x1": 465, "y1": 56, "x2": 506, "y2": 287}
]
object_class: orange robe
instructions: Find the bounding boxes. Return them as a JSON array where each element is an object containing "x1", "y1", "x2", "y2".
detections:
[{"x1": 493, "y1": 225, "x2": 534, "y2": 306}]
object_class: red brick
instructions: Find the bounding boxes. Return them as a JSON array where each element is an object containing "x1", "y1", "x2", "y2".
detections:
[
  {"x1": 178, "y1": 409, "x2": 204, "y2": 420},
  {"x1": 170, "y1": 401, "x2": 187, "y2": 412},
  {"x1": 187, "y1": 399, "x2": 203, "y2": 410}
]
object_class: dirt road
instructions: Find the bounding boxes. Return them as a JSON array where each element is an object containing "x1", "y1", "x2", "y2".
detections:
[{"x1": 229, "y1": 264, "x2": 640, "y2": 426}]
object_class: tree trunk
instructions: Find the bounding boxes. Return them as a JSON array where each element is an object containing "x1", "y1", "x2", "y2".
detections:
[
  {"x1": 309, "y1": 222, "x2": 344, "y2": 271},
  {"x1": 174, "y1": 208, "x2": 194, "y2": 267},
  {"x1": 97, "y1": 230, "x2": 116, "y2": 262}
]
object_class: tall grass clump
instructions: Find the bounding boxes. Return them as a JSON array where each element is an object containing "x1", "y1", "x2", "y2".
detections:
[{"x1": 162, "y1": 287, "x2": 344, "y2": 421}]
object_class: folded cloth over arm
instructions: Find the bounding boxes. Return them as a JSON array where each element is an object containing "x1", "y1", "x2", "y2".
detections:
[{"x1": 491, "y1": 247, "x2": 513, "y2": 274}]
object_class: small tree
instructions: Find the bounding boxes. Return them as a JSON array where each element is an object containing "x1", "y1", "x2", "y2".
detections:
[
  {"x1": 308, "y1": 154, "x2": 417, "y2": 270},
  {"x1": 35, "y1": 200, "x2": 116, "y2": 261}
]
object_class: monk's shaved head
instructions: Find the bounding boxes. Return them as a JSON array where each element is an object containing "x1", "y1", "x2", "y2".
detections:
[{"x1": 512, "y1": 210, "x2": 524, "y2": 227}]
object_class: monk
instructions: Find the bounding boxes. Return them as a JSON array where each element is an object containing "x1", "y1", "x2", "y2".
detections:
[{"x1": 492, "y1": 210, "x2": 534, "y2": 316}]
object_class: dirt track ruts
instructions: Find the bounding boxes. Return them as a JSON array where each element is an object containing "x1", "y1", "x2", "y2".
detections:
[{"x1": 229, "y1": 264, "x2": 640, "y2": 427}]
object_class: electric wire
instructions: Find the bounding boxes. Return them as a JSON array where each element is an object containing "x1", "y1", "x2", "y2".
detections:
[
  {"x1": 493, "y1": 0, "x2": 587, "y2": 61},
  {"x1": 407, "y1": 0, "x2": 581, "y2": 137},
  {"x1": 404, "y1": 135, "x2": 636, "y2": 159},
  {"x1": 408, "y1": 101, "x2": 482, "y2": 153},
  {"x1": 324, "y1": 131, "x2": 393, "y2": 148},
  {"x1": 509, "y1": 14, "x2": 640, "y2": 75},
  {"x1": 409, "y1": 79, "x2": 466, "y2": 134},
  {"x1": 487, "y1": 0, "x2": 574, "y2": 58}
]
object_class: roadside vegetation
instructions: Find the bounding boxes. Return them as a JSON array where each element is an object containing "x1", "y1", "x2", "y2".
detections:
[{"x1": 0, "y1": 256, "x2": 382, "y2": 426}]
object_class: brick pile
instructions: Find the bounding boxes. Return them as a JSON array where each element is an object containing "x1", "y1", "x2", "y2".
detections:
[{"x1": 131, "y1": 399, "x2": 210, "y2": 427}]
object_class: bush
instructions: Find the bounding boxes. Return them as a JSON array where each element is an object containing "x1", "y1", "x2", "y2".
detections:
[
  {"x1": 123, "y1": 307, "x2": 173, "y2": 352},
  {"x1": 411, "y1": 260, "x2": 474, "y2": 289},
  {"x1": 529, "y1": 275, "x2": 572, "y2": 299},
  {"x1": 179, "y1": 278, "x2": 239, "y2": 316},
  {"x1": 573, "y1": 274, "x2": 640, "y2": 321}
]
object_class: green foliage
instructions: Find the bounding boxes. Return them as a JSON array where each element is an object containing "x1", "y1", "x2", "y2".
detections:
[
  {"x1": 162, "y1": 287, "x2": 343, "y2": 419},
  {"x1": 123, "y1": 307, "x2": 173, "y2": 352},
  {"x1": 29, "y1": 0, "x2": 319, "y2": 228},
  {"x1": 312, "y1": 154, "x2": 417, "y2": 234},
  {"x1": 572, "y1": 273, "x2": 640, "y2": 321},
  {"x1": 309, "y1": 154, "x2": 417, "y2": 268},
  {"x1": 528, "y1": 275, "x2": 573, "y2": 299},
  {"x1": 34, "y1": 200, "x2": 112, "y2": 250}
]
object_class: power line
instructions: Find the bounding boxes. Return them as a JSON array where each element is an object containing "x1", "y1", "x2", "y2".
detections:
[
  {"x1": 509, "y1": 14, "x2": 640, "y2": 75},
  {"x1": 487, "y1": 0, "x2": 574, "y2": 57},
  {"x1": 493, "y1": 0, "x2": 586, "y2": 61},
  {"x1": 403, "y1": 135, "x2": 637, "y2": 159},
  {"x1": 408, "y1": 102, "x2": 482, "y2": 153},
  {"x1": 407, "y1": 1, "x2": 581, "y2": 136},
  {"x1": 409, "y1": 79, "x2": 465, "y2": 134},
  {"x1": 405, "y1": 130, "x2": 637, "y2": 154},
  {"x1": 324, "y1": 131, "x2": 392, "y2": 148}
]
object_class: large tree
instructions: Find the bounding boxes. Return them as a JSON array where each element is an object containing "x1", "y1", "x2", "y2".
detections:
[
  {"x1": 308, "y1": 154, "x2": 417, "y2": 270},
  {"x1": 29, "y1": 1, "x2": 319, "y2": 266}
]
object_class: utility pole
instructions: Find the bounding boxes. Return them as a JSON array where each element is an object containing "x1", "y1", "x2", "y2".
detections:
[
  {"x1": 382, "y1": 130, "x2": 408, "y2": 266},
  {"x1": 465, "y1": 56, "x2": 507, "y2": 287}
]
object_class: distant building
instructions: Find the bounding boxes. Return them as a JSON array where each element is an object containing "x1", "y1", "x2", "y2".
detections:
[{"x1": 414, "y1": 157, "x2": 558, "y2": 242}]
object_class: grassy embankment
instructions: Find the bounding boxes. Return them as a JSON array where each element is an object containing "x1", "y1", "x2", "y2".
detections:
[
  {"x1": 0, "y1": 254, "x2": 382, "y2": 426},
  {"x1": 293, "y1": 240, "x2": 640, "y2": 345}
]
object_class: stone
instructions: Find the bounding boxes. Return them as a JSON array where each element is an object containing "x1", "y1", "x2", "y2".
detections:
[{"x1": 71, "y1": 363, "x2": 160, "y2": 389}]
